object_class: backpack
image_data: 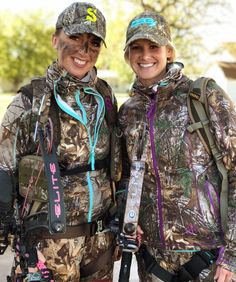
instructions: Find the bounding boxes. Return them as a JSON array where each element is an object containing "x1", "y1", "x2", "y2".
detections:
[
  {"x1": 18, "y1": 76, "x2": 121, "y2": 182},
  {"x1": 187, "y1": 77, "x2": 228, "y2": 232},
  {"x1": 19, "y1": 76, "x2": 117, "y2": 144}
]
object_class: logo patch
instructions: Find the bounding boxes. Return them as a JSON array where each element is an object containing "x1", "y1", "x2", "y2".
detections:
[
  {"x1": 130, "y1": 17, "x2": 157, "y2": 28},
  {"x1": 86, "y1": 7, "x2": 97, "y2": 22}
]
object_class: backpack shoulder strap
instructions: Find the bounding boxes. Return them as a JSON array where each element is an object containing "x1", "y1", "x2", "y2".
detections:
[
  {"x1": 187, "y1": 77, "x2": 228, "y2": 232},
  {"x1": 95, "y1": 78, "x2": 118, "y2": 128},
  {"x1": 187, "y1": 77, "x2": 213, "y2": 154},
  {"x1": 18, "y1": 83, "x2": 33, "y2": 102},
  {"x1": 95, "y1": 78, "x2": 122, "y2": 183},
  {"x1": 19, "y1": 77, "x2": 61, "y2": 146}
]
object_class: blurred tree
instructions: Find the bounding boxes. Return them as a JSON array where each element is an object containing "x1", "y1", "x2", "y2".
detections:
[
  {"x1": 0, "y1": 11, "x2": 55, "y2": 91},
  {"x1": 223, "y1": 42, "x2": 236, "y2": 58},
  {"x1": 0, "y1": 0, "x2": 232, "y2": 92},
  {"x1": 97, "y1": 0, "x2": 231, "y2": 89},
  {"x1": 96, "y1": 0, "x2": 139, "y2": 91}
]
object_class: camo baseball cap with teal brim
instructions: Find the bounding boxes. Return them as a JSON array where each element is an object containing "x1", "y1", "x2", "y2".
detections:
[
  {"x1": 56, "y1": 2, "x2": 106, "y2": 46},
  {"x1": 125, "y1": 11, "x2": 173, "y2": 50}
]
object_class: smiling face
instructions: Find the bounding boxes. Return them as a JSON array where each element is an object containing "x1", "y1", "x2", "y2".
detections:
[
  {"x1": 52, "y1": 30, "x2": 102, "y2": 79},
  {"x1": 127, "y1": 39, "x2": 173, "y2": 87}
]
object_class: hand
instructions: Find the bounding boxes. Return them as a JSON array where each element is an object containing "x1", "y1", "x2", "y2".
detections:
[
  {"x1": 136, "y1": 225, "x2": 144, "y2": 247},
  {"x1": 214, "y1": 266, "x2": 235, "y2": 282}
]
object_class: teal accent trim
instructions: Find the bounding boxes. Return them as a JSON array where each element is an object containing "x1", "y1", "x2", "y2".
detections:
[
  {"x1": 53, "y1": 81, "x2": 105, "y2": 171},
  {"x1": 53, "y1": 81, "x2": 85, "y2": 125},
  {"x1": 53, "y1": 79, "x2": 106, "y2": 223},
  {"x1": 83, "y1": 87, "x2": 105, "y2": 170},
  {"x1": 173, "y1": 250, "x2": 200, "y2": 253},
  {"x1": 115, "y1": 189, "x2": 126, "y2": 195},
  {"x1": 86, "y1": 171, "x2": 93, "y2": 222},
  {"x1": 159, "y1": 81, "x2": 168, "y2": 87},
  {"x1": 75, "y1": 90, "x2": 88, "y2": 125}
]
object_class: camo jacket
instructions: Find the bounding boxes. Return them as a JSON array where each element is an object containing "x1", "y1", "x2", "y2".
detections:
[
  {"x1": 0, "y1": 74, "x2": 119, "y2": 226},
  {"x1": 118, "y1": 66, "x2": 236, "y2": 273}
]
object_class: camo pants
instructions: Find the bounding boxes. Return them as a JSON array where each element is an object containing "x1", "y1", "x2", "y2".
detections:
[
  {"x1": 136, "y1": 246, "x2": 218, "y2": 282},
  {"x1": 37, "y1": 231, "x2": 115, "y2": 282}
]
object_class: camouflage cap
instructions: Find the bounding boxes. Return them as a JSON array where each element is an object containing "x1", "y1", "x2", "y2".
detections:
[
  {"x1": 125, "y1": 11, "x2": 172, "y2": 50},
  {"x1": 56, "y1": 2, "x2": 106, "y2": 46}
]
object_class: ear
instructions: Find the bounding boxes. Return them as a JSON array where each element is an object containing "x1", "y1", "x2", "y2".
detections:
[
  {"x1": 52, "y1": 34, "x2": 58, "y2": 49},
  {"x1": 166, "y1": 46, "x2": 173, "y2": 58}
]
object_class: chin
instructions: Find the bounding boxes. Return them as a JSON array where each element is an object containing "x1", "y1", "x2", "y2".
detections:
[{"x1": 70, "y1": 70, "x2": 87, "y2": 79}]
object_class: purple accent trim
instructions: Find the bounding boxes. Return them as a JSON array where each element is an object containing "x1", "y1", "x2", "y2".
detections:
[
  {"x1": 147, "y1": 99, "x2": 166, "y2": 249},
  {"x1": 104, "y1": 96, "x2": 113, "y2": 111},
  {"x1": 216, "y1": 246, "x2": 225, "y2": 264},
  {"x1": 204, "y1": 179, "x2": 220, "y2": 224}
]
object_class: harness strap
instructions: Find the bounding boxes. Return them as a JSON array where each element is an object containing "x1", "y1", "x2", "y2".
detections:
[
  {"x1": 139, "y1": 245, "x2": 173, "y2": 282},
  {"x1": 24, "y1": 211, "x2": 109, "y2": 239},
  {"x1": 187, "y1": 77, "x2": 228, "y2": 232},
  {"x1": 139, "y1": 245, "x2": 218, "y2": 282},
  {"x1": 25, "y1": 220, "x2": 107, "y2": 240},
  {"x1": 60, "y1": 157, "x2": 109, "y2": 176},
  {"x1": 80, "y1": 241, "x2": 115, "y2": 278},
  {"x1": 39, "y1": 221, "x2": 104, "y2": 239},
  {"x1": 177, "y1": 250, "x2": 218, "y2": 281}
]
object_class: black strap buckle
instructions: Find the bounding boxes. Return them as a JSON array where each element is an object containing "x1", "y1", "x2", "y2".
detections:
[
  {"x1": 89, "y1": 219, "x2": 105, "y2": 236},
  {"x1": 96, "y1": 219, "x2": 104, "y2": 234}
]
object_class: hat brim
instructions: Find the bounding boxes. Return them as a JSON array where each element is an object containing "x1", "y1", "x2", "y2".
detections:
[
  {"x1": 63, "y1": 25, "x2": 107, "y2": 47},
  {"x1": 124, "y1": 32, "x2": 170, "y2": 51}
]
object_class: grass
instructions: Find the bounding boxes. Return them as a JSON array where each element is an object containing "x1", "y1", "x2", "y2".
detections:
[{"x1": 0, "y1": 92, "x2": 129, "y2": 122}]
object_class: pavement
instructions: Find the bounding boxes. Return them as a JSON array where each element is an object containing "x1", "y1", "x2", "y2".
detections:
[{"x1": 0, "y1": 247, "x2": 139, "y2": 281}]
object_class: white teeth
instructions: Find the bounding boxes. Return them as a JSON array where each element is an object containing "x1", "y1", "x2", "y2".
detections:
[
  {"x1": 139, "y1": 63, "x2": 154, "y2": 68},
  {"x1": 74, "y1": 58, "x2": 86, "y2": 65}
]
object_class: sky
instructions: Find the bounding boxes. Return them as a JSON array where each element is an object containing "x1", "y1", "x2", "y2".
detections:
[
  {"x1": 0, "y1": 0, "x2": 103, "y2": 18},
  {"x1": 0, "y1": 0, "x2": 236, "y2": 52}
]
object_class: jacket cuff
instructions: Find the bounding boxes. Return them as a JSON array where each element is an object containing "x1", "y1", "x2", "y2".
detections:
[{"x1": 216, "y1": 246, "x2": 236, "y2": 273}]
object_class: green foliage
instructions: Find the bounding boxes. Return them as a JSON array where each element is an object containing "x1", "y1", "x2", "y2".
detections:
[
  {"x1": 0, "y1": 11, "x2": 55, "y2": 90},
  {"x1": 223, "y1": 42, "x2": 236, "y2": 58},
  {"x1": 0, "y1": 0, "x2": 231, "y2": 92},
  {"x1": 127, "y1": 0, "x2": 230, "y2": 76},
  {"x1": 96, "y1": 0, "x2": 138, "y2": 92}
]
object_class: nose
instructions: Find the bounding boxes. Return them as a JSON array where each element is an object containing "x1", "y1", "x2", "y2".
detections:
[
  {"x1": 140, "y1": 47, "x2": 151, "y2": 59},
  {"x1": 77, "y1": 42, "x2": 89, "y2": 54}
]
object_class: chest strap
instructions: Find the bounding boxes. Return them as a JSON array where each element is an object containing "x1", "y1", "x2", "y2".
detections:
[
  {"x1": 24, "y1": 212, "x2": 108, "y2": 239},
  {"x1": 139, "y1": 245, "x2": 218, "y2": 282},
  {"x1": 26, "y1": 220, "x2": 106, "y2": 239},
  {"x1": 40, "y1": 221, "x2": 105, "y2": 239},
  {"x1": 60, "y1": 157, "x2": 109, "y2": 176}
]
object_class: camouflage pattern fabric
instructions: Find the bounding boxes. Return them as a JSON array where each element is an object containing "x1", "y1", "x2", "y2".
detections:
[
  {"x1": 136, "y1": 247, "x2": 218, "y2": 282},
  {"x1": 0, "y1": 61, "x2": 119, "y2": 279},
  {"x1": 56, "y1": 2, "x2": 106, "y2": 46},
  {"x1": 37, "y1": 232, "x2": 115, "y2": 281},
  {"x1": 118, "y1": 62, "x2": 236, "y2": 276},
  {"x1": 124, "y1": 11, "x2": 172, "y2": 50}
]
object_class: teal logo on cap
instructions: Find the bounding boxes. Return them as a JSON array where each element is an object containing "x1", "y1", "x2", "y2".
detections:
[{"x1": 130, "y1": 17, "x2": 156, "y2": 28}]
